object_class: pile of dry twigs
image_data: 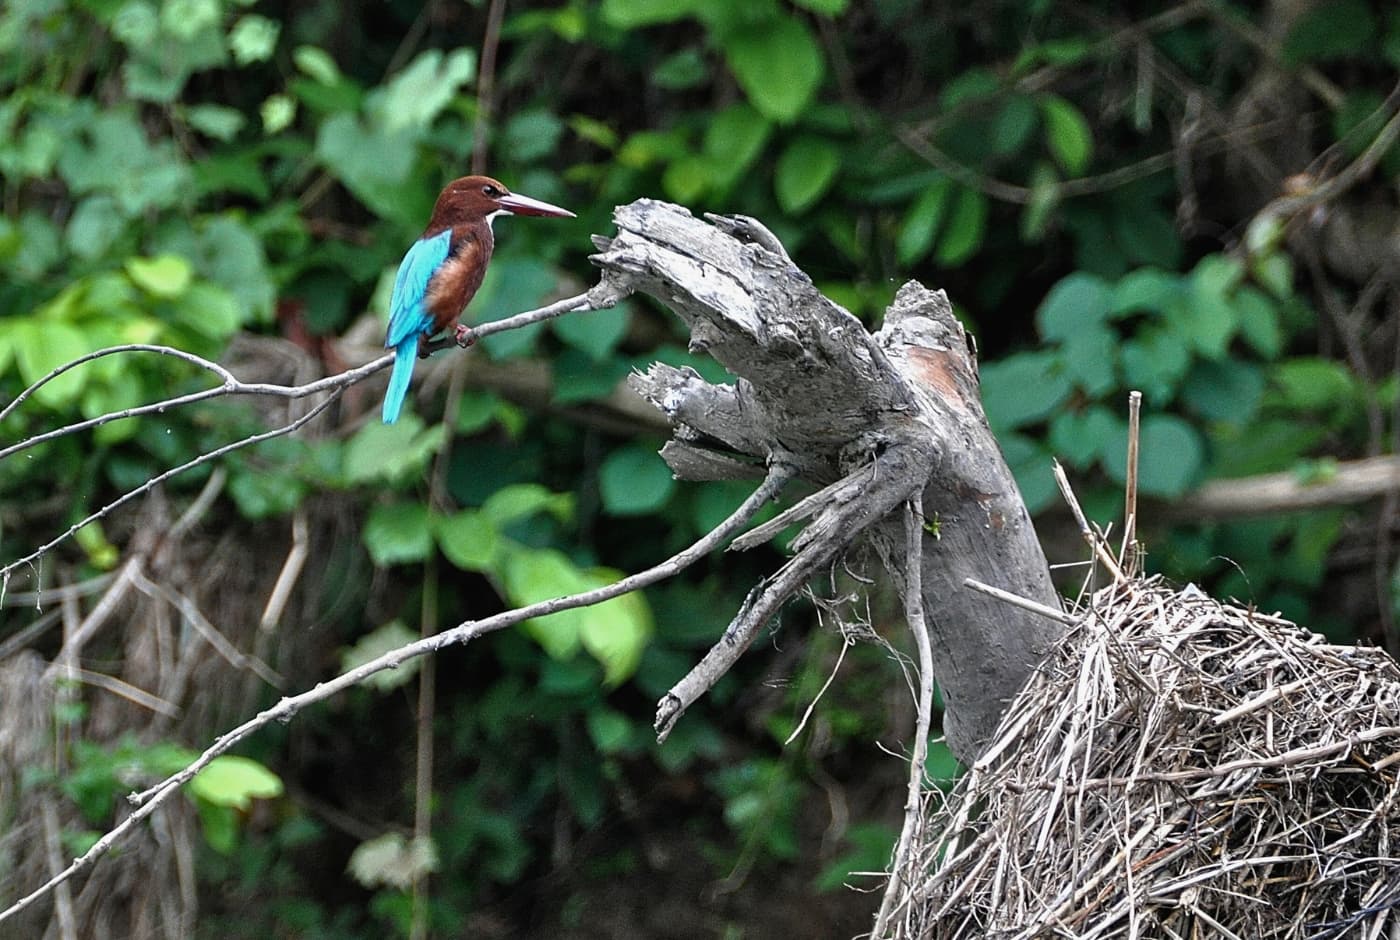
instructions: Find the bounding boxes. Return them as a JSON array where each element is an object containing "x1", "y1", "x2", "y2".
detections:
[{"x1": 898, "y1": 576, "x2": 1400, "y2": 939}]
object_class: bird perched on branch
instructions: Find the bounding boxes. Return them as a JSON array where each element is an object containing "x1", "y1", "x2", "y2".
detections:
[{"x1": 382, "y1": 175, "x2": 575, "y2": 423}]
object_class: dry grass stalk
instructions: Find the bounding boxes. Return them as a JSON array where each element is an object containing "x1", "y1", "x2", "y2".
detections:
[{"x1": 894, "y1": 577, "x2": 1400, "y2": 939}]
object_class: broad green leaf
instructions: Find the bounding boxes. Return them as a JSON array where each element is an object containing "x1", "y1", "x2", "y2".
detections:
[
  {"x1": 775, "y1": 137, "x2": 840, "y2": 214},
  {"x1": 1180, "y1": 360, "x2": 1265, "y2": 425},
  {"x1": 723, "y1": 16, "x2": 824, "y2": 123},
  {"x1": 190, "y1": 215, "x2": 274, "y2": 322},
  {"x1": 600, "y1": 0, "x2": 695, "y2": 28},
  {"x1": 482, "y1": 483, "x2": 573, "y2": 527},
  {"x1": 67, "y1": 196, "x2": 127, "y2": 261},
  {"x1": 1102, "y1": 415, "x2": 1203, "y2": 497},
  {"x1": 791, "y1": 0, "x2": 848, "y2": 13},
  {"x1": 990, "y1": 95, "x2": 1038, "y2": 156},
  {"x1": 553, "y1": 348, "x2": 631, "y2": 405},
  {"x1": 1177, "y1": 257, "x2": 1243, "y2": 359},
  {"x1": 703, "y1": 104, "x2": 772, "y2": 186},
  {"x1": 1252, "y1": 252, "x2": 1294, "y2": 299},
  {"x1": 1211, "y1": 418, "x2": 1326, "y2": 478},
  {"x1": 979, "y1": 351, "x2": 1072, "y2": 431},
  {"x1": 126, "y1": 254, "x2": 192, "y2": 298},
  {"x1": 599, "y1": 445, "x2": 676, "y2": 515},
  {"x1": 1272, "y1": 358, "x2": 1358, "y2": 410},
  {"x1": 1110, "y1": 268, "x2": 1181, "y2": 316},
  {"x1": 340, "y1": 620, "x2": 421, "y2": 691},
  {"x1": 261, "y1": 94, "x2": 296, "y2": 133},
  {"x1": 552, "y1": 303, "x2": 629, "y2": 362},
  {"x1": 315, "y1": 112, "x2": 418, "y2": 220},
  {"x1": 227, "y1": 464, "x2": 305, "y2": 519},
  {"x1": 939, "y1": 69, "x2": 998, "y2": 110},
  {"x1": 160, "y1": 0, "x2": 220, "y2": 41},
  {"x1": 196, "y1": 802, "x2": 238, "y2": 854},
  {"x1": 347, "y1": 833, "x2": 438, "y2": 891},
  {"x1": 1193, "y1": 253, "x2": 1245, "y2": 297},
  {"x1": 1040, "y1": 94, "x2": 1093, "y2": 174},
  {"x1": 343, "y1": 418, "x2": 445, "y2": 485},
  {"x1": 74, "y1": 521, "x2": 119, "y2": 570},
  {"x1": 172, "y1": 283, "x2": 243, "y2": 344},
  {"x1": 364, "y1": 502, "x2": 433, "y2": 566},
  {"x1": 1234, "y1": 287, "x2": 1284, "y2": 359},
  {"x1": 293, "y1": 45, "x2": 341, "y2": 84},
  {"x1": 578, "y1": 567, "x2": 653, "y2": 685},
  {"x1": 455, "y1": 391, "x2": 502, "y2": 435},
  {"x1": 1282, "y1": 0, "x2": 1375, "y2": 64},
  {"x1": 1059, "y1": 325, "x2": 1117, "y2": 396},
  {"x1": 650, "y1": 48, "x2": 709, "y2": 90},
  {"x1": 1020, "y1": 162, "x2": 1060, "y2": 242},
  {"x1": 13, "y1": 320, "x2": 92, "y2": 408},
  {"x1": 897, "y1": 177, "x2": 953, "y2": 265},
  {"x1": 934, "y1": 186, "x2": 987, "y2": 266},
  {"x1": 586, "y1": 708, "x2": 635, "y2": 754},
  {"x1": 661, "y1": 154, "x2": 714, "y2": 204},
  {"x1": 501, "y1": 108, "x2": 564, "y2": 163},
  {"x1": 111, "y1": 0, "x2": 159, "y2": 47},
  {"x1": 1048, "y1": 406, "x2": 1124, "y2": 470},
  {"x1": 1120, "y1": 327, "x2": 1192, "y2": 403},
  {"x1": 1245, "y1": 213, "x2": 1285, "y2": 256},
  {"x1": 432, "y1": 509, "x2": 500, "y2": 572},
  {"x1": 184, "y1": 104, "x2": 245, "y2": 141},
  {"x1": 229, "y1": 14, "x2": 279, "y2": 65},
  {"x1": 189, "y1": 755, "x2": 283, "y2": 811},
  {"x1": 1036, "y1": 272, "x2": 1114, "y2": 340},
  {"x1": 504, "y1": 548, "x2": 588, "y2": 660}
]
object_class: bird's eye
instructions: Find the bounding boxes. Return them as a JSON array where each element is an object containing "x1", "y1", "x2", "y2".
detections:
[{"x1": 482, "y1": 184, "x2": 502, "y2": 198}]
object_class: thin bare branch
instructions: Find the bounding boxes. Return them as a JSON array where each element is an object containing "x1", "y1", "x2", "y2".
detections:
[
  {"x1": 0, "y1": 392, "x2": 342, "y2": 583},
  {"x1": 874, "y1": 501, "x2": 937, "y2": 937},
  {"x1": 0, "y1": 460, "x2": 794, "y2": 927},
  {"x1": 963, "y1": 578, "x2": 1081, "y2": 627},
  {"x1": 1122, "y1": 390, "x2": 1143, "y2": 576}
]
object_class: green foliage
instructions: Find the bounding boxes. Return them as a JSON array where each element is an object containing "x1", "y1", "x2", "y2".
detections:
[
  {"x1": 4, "y1": 0, "x2": 1397, "y2": 932},
  {"x1": 62, "y1": 738, "x2": 280, "y2": 854}
]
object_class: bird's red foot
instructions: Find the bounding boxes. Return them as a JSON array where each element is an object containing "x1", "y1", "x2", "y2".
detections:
[{"x1": 454, "y1": 324, "x2": 477, "y2": 348}]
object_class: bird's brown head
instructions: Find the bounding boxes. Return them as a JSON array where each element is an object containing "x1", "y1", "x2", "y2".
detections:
[{"x1": 429, "y1": 175, "x2": 575, "y2": 229}]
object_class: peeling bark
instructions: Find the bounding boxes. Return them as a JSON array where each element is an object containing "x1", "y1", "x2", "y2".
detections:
[{"x1": 592, "y1": 199, "x2": 1064, "y2": 762}]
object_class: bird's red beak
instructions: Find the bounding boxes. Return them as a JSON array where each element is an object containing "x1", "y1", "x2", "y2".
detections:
[{"x1": 496, "y1": 192, "x2": 575, "y2": 218}]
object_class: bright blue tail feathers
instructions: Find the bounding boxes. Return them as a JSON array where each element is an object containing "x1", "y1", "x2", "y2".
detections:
[{"x1": 382, "y1": 340, "x2": 418, "y2": 423}]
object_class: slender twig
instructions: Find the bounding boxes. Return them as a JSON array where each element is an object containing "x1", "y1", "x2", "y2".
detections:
[
  {"x1": 783, "y1": 632, "x2": 853, "y2": 747},
  {"x1": 128, "y1": 566, "x2": 283, "y2": 689},
  {"x1": 0, "y1": 460, "x2": 793, "y2": 927},
  {"x1": 258, "y1": 509, "x2": 308, "y2": 634},
  {"x1": 874, "y1": 501, "x2": 936, "y2": 937},
  {"x1": 419, "y1": 288, "x2": 605, "y2": 355},
  {"x1": 40, "y1": 798, "x2": 77, "y2": 940},
  {"x1": 67, "y1": 667, "x2": 181, "y2": 718},
  {"x1": 471, "y1": 0, "x2": 506, "y2": 175},
  {"x1": 1122, "y1": 390, "x2": 1142, "y2": 576},
  {"x1": 0, "y1": 347, "x2": 386, "y2": 463},
  {"x1": 1054, "y1": 460, "x2": 1126, "y2": 583},
  {"x1": 963, "y1": 578, "x2": 1080, "y2": 626},
  {"x1": 410, "y1": 558, "x2": 438, "y2": 940},
  {"x1": 1255, "y1": 83, "x2": 1400, "y2": 221},
  {"x1": 0, "y1": 392, "x2": 342, "y2": 582}
]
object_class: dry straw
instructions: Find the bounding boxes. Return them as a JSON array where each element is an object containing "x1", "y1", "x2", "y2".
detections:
[{"x1": 893, "y1": 576, "x2": 1400, "y2": 938}]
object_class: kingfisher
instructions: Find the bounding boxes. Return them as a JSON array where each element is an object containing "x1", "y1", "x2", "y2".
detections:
[{"x1": 381, "y1": 175, "x2": 575, "y2": 423}]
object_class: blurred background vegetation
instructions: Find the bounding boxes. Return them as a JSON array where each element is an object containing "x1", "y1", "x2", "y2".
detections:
[{"x1": 1, "y1": 0, "x2": 1398, "y2": 936}]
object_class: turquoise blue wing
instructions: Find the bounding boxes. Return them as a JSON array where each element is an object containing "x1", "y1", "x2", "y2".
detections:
[{"x1": 385, "y1": 229, "x2": 453, "y2": 348}]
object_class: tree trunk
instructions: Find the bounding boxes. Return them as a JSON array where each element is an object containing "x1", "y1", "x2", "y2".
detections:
[{"x1": 591, "y1": 199, "x2": 1064, "y2": 761}]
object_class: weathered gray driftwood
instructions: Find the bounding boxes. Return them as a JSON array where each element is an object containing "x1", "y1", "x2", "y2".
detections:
[{"x1": 591, "y1": 199, "x2": 1063, "y2": 762}]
